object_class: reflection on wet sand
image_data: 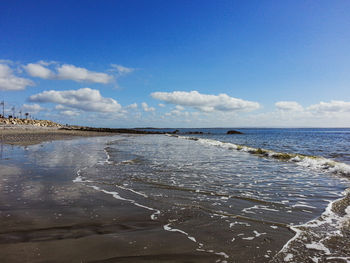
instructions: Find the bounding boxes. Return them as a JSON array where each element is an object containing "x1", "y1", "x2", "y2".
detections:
[{"x1": 0, "y1": 137, "x2": 222, "y2": 263}]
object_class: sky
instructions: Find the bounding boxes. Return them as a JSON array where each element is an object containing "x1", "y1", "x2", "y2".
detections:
[{"x1": 1, "y1": 0, "x2": 350, "y2": 128}]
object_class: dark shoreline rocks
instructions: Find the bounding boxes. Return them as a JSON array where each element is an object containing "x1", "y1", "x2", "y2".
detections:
[
  {"x1": 226, "y1": 130, "x2": 243, "y2": 134},
  {"x1": 59, "y1": 126, "x2": 166, "y2": 134}
]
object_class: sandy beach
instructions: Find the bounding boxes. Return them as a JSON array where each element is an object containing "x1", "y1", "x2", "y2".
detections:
[
  {"x1": 0, "y1": 125, "x2": 121, "y2": 146},
  {"x1": 0, "y1": 126, "x2": 224, "y2": 262}
]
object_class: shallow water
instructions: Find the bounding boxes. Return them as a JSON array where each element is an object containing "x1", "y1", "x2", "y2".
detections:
[
  {"x1": 78, "y1": 133, "x2": 350, "y2": 262},
  {"x1": 1, "y1": 129, "x2": 350, "y2": 262}
]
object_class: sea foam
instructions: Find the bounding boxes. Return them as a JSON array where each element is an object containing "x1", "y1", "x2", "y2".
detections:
[{"x1": 168, "y1": 134, "x2": 350, "y2": 177}]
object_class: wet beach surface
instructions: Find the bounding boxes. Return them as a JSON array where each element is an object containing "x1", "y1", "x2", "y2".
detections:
[
  {"x1": 0, "y1": 133, "x2": 350, "y2": 262},
  {"x1": 0, "y1": 125, "x2": 120, "y2": 146},
  {"x1": 0, "y1": 137, "x2": 222, "y2": 262}
]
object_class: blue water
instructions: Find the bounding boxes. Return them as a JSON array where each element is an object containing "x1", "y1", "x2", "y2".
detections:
[{"x1": 140, "y1": 128, "x2": 350, "y2": 164}]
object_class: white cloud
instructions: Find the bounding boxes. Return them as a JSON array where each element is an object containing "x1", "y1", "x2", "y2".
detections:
[
  {"x1": 158, "y1": 103, "x2": 165, "y2": 107},
  {"x1": 24, "y1": 63, "x2": 55, "y2": 79},
  {"x1": 275, "y1": 101, "x2": 303, "y2": 111},
  {"x1": 111, "y1": 64, "x2": 134, "y2": 76},
  {"x1": 55, "y1": 104, "x2": 67, "y2": 110},
  {"x1": 307, "y1": 101, "x2": 350, "y2": 113},
  {"x1": 175, "y1": 105, "x2": 185, "y2": 111},
  {"x1": 167, "y1": 109, "x2": 190, "y2": 117},
  {"x1": 126, "y1": 103, "x2": 138, "y2": 109},
  {"x1": 151, "y1": 91, "x2": 260, "y2": 112},
  {"x1": 56, "y1": 64, "x2": 113, "y2": 84},
  {"x1": 24, "y1": 62, "x2": 114, "y2": 84},
  {"x1": 60, "y1": 110, "x2": 80, "y2": 117},
  {"x1": 29, "y1": 88, "x2": 122, "y2": 113},
  {"x1": 21, "y1": 103, "x2": 45, "y2": 114},
  {"x1": 0, "y1": 63, "x2": 34, "y2": 91},
  {"x1": 141, "y1": 102, "x2": 155, "y2": 112}
]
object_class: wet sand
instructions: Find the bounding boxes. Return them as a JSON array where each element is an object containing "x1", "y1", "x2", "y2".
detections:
[
  {"x1": 0, "y1": 125, "x2": 120, "y2": 146},
  {"x1": 0, "y1": 128, "x2": 223, "y2": 262},
  {"x1": 0, "y1": 164, "x2": 219, "y2": 262}
]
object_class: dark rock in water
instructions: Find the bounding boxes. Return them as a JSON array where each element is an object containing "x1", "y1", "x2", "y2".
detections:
[
  {"x1": 226, "y1": 130, "x2": 243, "y2": 135},
  {"x1": 187, "y1": 131, "x2": 203, "y2": 135},
  {"x1": 172, "y1": 129, "x2": 180, "y2": 134}
]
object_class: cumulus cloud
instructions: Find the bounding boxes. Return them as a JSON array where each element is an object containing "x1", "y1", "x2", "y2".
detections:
[
  {"x1": 24, "y1": 63, "x2": 55, "y2": 79},
  {"x1": 29, "y1": 88, "x2": 122, "y2": 113},
  {"x1": 56, "y1": 64, "x2": 113, "y2": 84},
  {"x1": 24, "y1": 62, "x2": 114, "y2": 84},
  {"x1": 21, "y1": 104, "x2": 45, "y2": 114},
  {"x1": 275, "y1": 101, "x2": 303, "y2": 111},
  {"x1": 141, "y1": 102, "x2": 155, "y2": 112},
  {"x1": 151, "y1": 91, "x2": 260, "y2": 112},
  {"x1": 0, "y1": 63, "x2": 34, "y2": 91},
  {"x1": 158, "y1": 103, "x2": 165, "y2": 107},
  {"x1": 307, "y1": 101, "x2": 350, "y2": 113}
]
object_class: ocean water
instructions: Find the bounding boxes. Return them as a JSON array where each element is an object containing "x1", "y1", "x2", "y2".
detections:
[
  {"x1": 1, "y1": 128, "x2": 350, "y2": 262},
  {"x1": 74, "y1": 128, "x2": 350, "y2": 262}
]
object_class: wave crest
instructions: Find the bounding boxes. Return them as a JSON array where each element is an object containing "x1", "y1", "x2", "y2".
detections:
[{"x1": 168, "y1": 134, "x2": 350, "y2": 177}]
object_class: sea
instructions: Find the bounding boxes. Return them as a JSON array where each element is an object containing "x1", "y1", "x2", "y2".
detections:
[{"x1": 1, "y1": 128, "x2": 350, "y2": 262}]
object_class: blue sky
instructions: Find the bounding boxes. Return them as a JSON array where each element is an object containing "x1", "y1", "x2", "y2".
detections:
[{"x1": 1, "y1": 0, "x2": 350, "y2": 127}]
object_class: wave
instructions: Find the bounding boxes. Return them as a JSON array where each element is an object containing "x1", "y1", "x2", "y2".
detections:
[
  {"x1": 168, "y1": 134, "x2": 350, "y2": 260},
  {"x1": 168, "y1": 134, "x2": 350, "y2": 177},
  {"x1": 271, "y1": 189, "x2": 350, "y2": 262}
]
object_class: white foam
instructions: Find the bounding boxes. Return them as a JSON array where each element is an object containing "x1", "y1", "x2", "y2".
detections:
[
  {"x1": 173, "y1": 135, "x2": 350, "y2": 177},
  {"x1": 116, "y1": 184, "x2": 148, "y2": 198},
  {"x1": 242, "y1": 205, "x2": 279, "y2": 214},
  {"x1": 215, "y1": 252, "x2": 229, "y2": 259},
  {"x1": 275, "y1": 188, "x2": 350, "y2": 260},
  {"x1": 292, "y1": 203, "x2": 316, "y2": 209},
  {"x1": 253, "y1": 230, "x2": 266, "y2": 237},
  {"x1": 73, "y1": 169, "x2": 94, "y2": 183},
  {"x1": 305, "y1": 242, "x2": 330, "y2": 255},
  {"x1": 103, "y1": 148, "x2": 113, "y2": 164},
  {"x1": 163, "y1": 224, "x2": 194, "y2": 240},
  {"x1": 229, "y1": 221, "x2": 251, "y2": 227},
  {"x1": 164, "y1": 223, "x2": 229, "y2": 261},
  {"x1": 73, "y1": 175, "x2": 83, "y2": 183},
  {"x1": 284, "y1": 253, "x2": 293, "y2": 261}
]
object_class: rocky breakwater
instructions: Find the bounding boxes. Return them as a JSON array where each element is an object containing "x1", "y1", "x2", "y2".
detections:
[
  {"x1": 0, "y1": 117, "x2": 62, "y2": 127},
  {"x1": 60, "y1": 126, "x2": 166, "y2": 134}
]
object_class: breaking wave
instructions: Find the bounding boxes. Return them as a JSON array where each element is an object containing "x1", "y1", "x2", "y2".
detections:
[{"x1": 168, "y1": 134, "x2": 350, "y2": 177}]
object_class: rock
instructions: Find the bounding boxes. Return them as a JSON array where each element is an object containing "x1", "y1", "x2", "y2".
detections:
[
  {"x1": 0, "y1": 117, "x2": 62, "y2": 127},
  {"x1": 226, "y1": 130, "x2": 243, "y2": 135},
  {"x1": 188, "y1": 131, "x2": 203, "y2": 134}
]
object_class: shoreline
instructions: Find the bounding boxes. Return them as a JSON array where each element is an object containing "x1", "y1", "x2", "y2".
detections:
[
  {"x1": 0, "y1": 125, "x2": 121, "y2": 146},
  {"x1": 0, "y1": 138, "x2": 218, "y2": 262},
  {"x1": 1, "y1": 126, "x2": 350, "y2": 262}
]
